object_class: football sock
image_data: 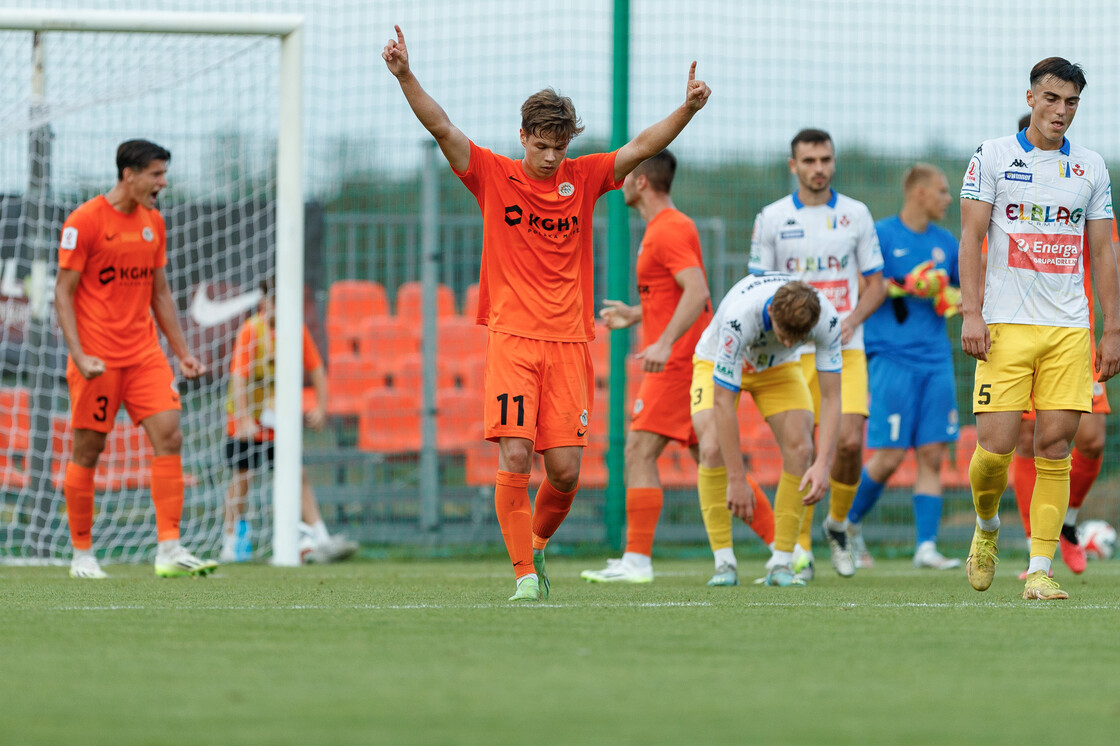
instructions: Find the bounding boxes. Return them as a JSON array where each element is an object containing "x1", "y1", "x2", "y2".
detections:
[
  {"x1": 1011, "y1": 452, "x2": 1036, "y2": 537},
  {"x1": 624, "y1": 487, "x2": 663, "y2": 557},
  {"x1": 797, "y1": 502, "x2": 814, "y2": 552},
  {"x1": 1029, "y1": 455, "x2": 1071, "y2": 562},
  {"x1": 745, "y1": 475, "x2": 776, "y2": 545},
  {"x1": 697, "y1": 466, "x2": 732, "y2": 552},
  {"x1": 531, "y1": 479, "x2": 577, "y2": 550},
  {"x1": 1064, "y1": 508, "x2": 1079, "y2": 527},
  {"x1": 713, "y1": 546, "x2": 736, "y2": 569},
  {"x1": 151, "y1": 455, "x2": 185, "y2": 542},
  {"x1": 828, "y1": 478, "x2": 859, "y2": 525},
  {"x1": 912, "y1": 493, "x2": 943, "y2": 546},
  {"x1": 1068, "y1": 448, "x2": 1101, "y2": 511},
  {"x1": 494, "y1": 470, "x2": 534, "y2": 577},
  {"x1": 969, "y1": 444, "x2": 1014, "y2": 523},
  {"x1": 63, "y1": 462, "x2": 96, "y2": 551},
  {"x1": 622, "y1": 552, "x2": 652, "y2": 570},
  {"x1": 1027, "y1": 555, "x2": 1052, "y2": 576},
  {"x1": 848, "y1": 467, "x2": 884, "y2": 524},
  {"x1": 311, "y1": 520, "x2": 332, "y2": 544},
  {"x1": 774, "y1": 471, "x2": 809, "y2": 553}
]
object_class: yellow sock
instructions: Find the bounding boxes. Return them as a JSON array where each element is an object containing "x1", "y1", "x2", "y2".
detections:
[
  {"x1": 828, "y1": 478, "x2": 858, "y2": 524},
  {"x1": 697, "y1": 466, "x2": 732, "y2": 553},
  {"x1": 1029, "y1": 455, "x2": 1071, "y2": 561},
  {"x1": 797, "y1": 502, "x2": 815, "y2": 551},
  {"x1": 774, "y1": 471, "x2": 809, "y2": 553},
  {"x1": 968, "y1": 444, "x2": 1014, "y2": 521}
]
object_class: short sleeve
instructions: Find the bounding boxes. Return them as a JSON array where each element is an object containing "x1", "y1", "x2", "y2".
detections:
[
  {"x1": 711, "y1": 318, "x2": 746, "y2": 392},
  {"x1": 812, "y1": 298, "x2": 843, "y2": 372},
  {"x1": 1086, "y1": 161, "x2": 1113, "y2": 221},
  {"x1": 961, "y1": 144, "x2": 995, "y2": 203},
  {"x1": 58, "y1": 209, "x2": 96, "y2": 273},
  {"x1": 748, "y1": 211, "x2": 776, "y2": 271},
  {"x1": 302, "y1": 326, "x2": 323, "y2": 372},
  {"x1": 856, "y1": 206, "x2": 884, "y2": 275},
  {"x1": 154, "y1": 211, "x2": 168, "y2": 269},
  {"x1": 229, "y1": 322, "x2": 255, "y2": 376}
]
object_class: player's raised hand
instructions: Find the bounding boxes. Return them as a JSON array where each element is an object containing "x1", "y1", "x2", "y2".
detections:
[
  {"x1": 382, "y1": 25, "x2": 410, "y2": 78},
  {"x1": 684, "y1": 62, "x2": 711, "y2": 113},
  {"x1": 179, "y1": 354, "x2": 206, "y2": 379}
]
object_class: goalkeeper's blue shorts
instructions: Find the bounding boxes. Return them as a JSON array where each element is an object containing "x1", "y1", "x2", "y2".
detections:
[{"x1": 867, "y1": 354, "x2": 958, "y2": 450}]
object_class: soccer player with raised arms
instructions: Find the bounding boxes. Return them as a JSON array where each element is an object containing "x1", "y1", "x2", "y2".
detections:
[
  {"x1": 749, "y1": 129, "x2": 885, "y2": 580},
  {"x1": 580, "y1": 150, "x2": 775, "y2": 585},
  {"x1": 959, "y1": 57, "x2": 1120, "y2": 600},
  {"x1": 383, "y1": 26, "x2": 710, "y2": 601},
  {"x1": 55, "y1": 139, "x2": 216, "y2": 579},
  {"x1": 691, "y1": 274, "x2": 842, "y2": 587}
]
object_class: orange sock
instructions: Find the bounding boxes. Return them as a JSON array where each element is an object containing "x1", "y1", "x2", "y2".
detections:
[
  {"x1": 746, "y1": 475, "x2": 775, "y2": 546},
  {"x1": 624, "y1": 487, "x2": 663, "y2": 556},
  {"x1": 1011, "y1": 452, "x2": 1036, "y2": 538},
  {"x1": 532, "y1": 479, "x2": 577, "y2": 550},
  {"x1": 64, "y1": 462, "x2": 96, "y2": 551},
  {"x1": 151, "y1": 454, "x2": 185, "y2": 542},
  {"x1": 495, "y1": 471, "x2": 533, "y2": 577},
  {"x1": 1069, "y1": 449, "x2": 1101, "y2": 510}
]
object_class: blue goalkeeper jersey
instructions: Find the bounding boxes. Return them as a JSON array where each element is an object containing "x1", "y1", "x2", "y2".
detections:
[{"x1": 864, "y1": 215, "x2": 959, "y2": 366}]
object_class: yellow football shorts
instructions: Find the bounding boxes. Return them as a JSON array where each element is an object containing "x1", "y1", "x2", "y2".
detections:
[{"x1": 973, "y1": 323, "x2": 1091, "y2": 413}]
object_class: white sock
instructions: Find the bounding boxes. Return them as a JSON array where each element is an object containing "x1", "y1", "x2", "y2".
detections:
[
  {"x1": 771, "y1": 549, "x2": 794, "y2": 567},
  {"x1": 157, "y1": 539, "x2": 181, "y2": 555},
  {"x1": 1027, "y1": 555, "x2": 1052, "y2": 575},
  {"x1": 73, "y1": 548, "x2": 93, "y2": 560},
  {"x1": 622, "y1": 552, "x2": 652, "y2": 569},
  {"x1": 977, "y1": 515, "x2": 1000, "y2": 532},
  {"x1": 1064, "y1": 507, "x2": 1079, "y2": 526},
  {"x1": 516, "y1": 573, "x2": 538, "y2": 586},
  {"x1": 713, "y1": 547, "x2": 736, "y2": 569},
  {"x1": 221, "y1": 533, "x2": 237, "y2": 552},
  {"x1": 916, "y1": 540, "x2": 936, "y2": 554},
  {"x1": 312, "y1": 520, "x2": 331, "y2": 545}
]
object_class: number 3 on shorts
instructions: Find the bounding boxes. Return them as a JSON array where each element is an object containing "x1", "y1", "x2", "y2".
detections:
[{"x1": 976, "y1": 383, "x2": 991, "y2": 407}]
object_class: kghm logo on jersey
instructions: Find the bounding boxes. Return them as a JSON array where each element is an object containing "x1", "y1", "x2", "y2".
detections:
[
  {"x1": 503, "y1": 203, "x2": 580, "y2": 237},
  {"x1": 1006, "y1": 203, "x2": 1083, "y2": 225},
  {"x1": 1057, "y1": 161, "x2": 1086, "y2": 178}
]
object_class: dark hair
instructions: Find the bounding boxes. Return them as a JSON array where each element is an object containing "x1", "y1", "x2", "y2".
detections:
[
  {"x1": 1030, "y1": 57, "x2": 1086, "y2": 93},
  {"x1": 790, "y1": 128, "x2": 832, "y2": 158},
  {"x1": 770, "y1": 280, "x2": 821, "y2": 340},
  {"x1": 1018, "y1": 113, "x2": 1031, "y2": 131},
  {"x1": 520, "y1": 88, "x2": 585, "y2": 144},
  {"x1": 633, "y1": 149, "x2": 677, "y2": 194},
  {"x1": 116, "y1": 139, "x2": 171, "y2": 181}
]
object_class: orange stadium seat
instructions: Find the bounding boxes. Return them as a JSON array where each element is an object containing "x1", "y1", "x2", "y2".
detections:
[
  {"x1": 945, "y1": 425, "x2": 977, "y2": 489},
  {"x1": 462, "y1": 283, "x2": 481, "y2": 321},
  {"x1": 437, "y1": 389, "x2": 480, "y2": 453},
  {"x1": 357, "y1": 315, "x2": 420, "y2": 363},
  {"x1": 393, "y1": 353, "x2": 458, "y2": 401},
  {"x1": 357, "y1": 389, "x2": 420, "y2": 453},
  {"x1": 326, "y1": 354, "x2": 385, "y2": 417},
  {"x1": 0, "y1": 387, "x2": 31, "y2": 489},
  {"x1": 463, "y1": 354, "x2": 487, "y2": 394},
  {"x1": 326, "y1": 280, "x2": 389, "y2": 358},
  {"x1": 395, "y1": 281, "x2": 457, "y2": 319},
  {"x1": 437, "y1": 317, "x2": 489, "y2": 387},
  {"x1": 50, "y1": 416, "x2": 154, "y2": 492}
]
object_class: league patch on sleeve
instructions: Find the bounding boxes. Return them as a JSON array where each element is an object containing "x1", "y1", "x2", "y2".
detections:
[
  {"x1": 961, "y1": 155, "x2": 981, "y2": 195},
  {"x1": 60, "y1": 226, "x2": 78, "y2": 250}
]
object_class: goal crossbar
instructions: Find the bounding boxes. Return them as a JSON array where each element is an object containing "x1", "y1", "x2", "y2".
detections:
[{"x1": 0, "y1": 9, "x2": 306, "y2": 566}]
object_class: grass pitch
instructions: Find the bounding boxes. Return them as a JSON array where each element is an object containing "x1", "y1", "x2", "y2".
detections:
[{"x1": 3, "y1": 555, "x2": 1119, "y2": 745}]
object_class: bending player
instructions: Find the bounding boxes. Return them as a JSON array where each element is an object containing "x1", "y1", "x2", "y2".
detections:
[
  {"x1": 580, "y1": 150, "x2": 774, "y2": 584},
  {"x1": 845, "y1": 164, "x2": 962, "y2": 570},
  {"x1": 384, "y1": 26, "x2": 710, "y2": 601},
  {"x1": 959, "y1": 58, "x2": 1119, "y2": 601},
  {"x1": 749, "y1": 129, "x2": 885, "y2": 580},
  {"x1": 221, "y1": 279, "x2": 359, "y2": 564},
  {"x1": 55, "y1": 139, "x2": 216, "y2": 579},
  {"x1": 692, "y1": 274, "x2": 841, "y2": 587}
]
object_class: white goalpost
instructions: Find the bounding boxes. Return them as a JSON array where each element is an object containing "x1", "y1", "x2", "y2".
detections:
[{"x1": 0, "y1": 9, "x2": 305, "y2": 566}]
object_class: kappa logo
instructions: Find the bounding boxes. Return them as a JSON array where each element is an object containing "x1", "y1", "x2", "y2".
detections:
[
  {"x1": 829, "y1": 316, "x2": 838, "y2": 330},
  {"x1": 975, "y1": 144, "x2": 983, "y2": 154},
  {"x1": 190, "y1": 282, "x2": 263, "y2": 327},
  {"x1": 1010, "y1": 158, "x2": 1028, "y2": 168},
  {"x1": 784, "y1": 218, "x2": 797, "y2": 226},
  {"x1": 729, "y1": 319, "x2": 741, "y2": 332}
]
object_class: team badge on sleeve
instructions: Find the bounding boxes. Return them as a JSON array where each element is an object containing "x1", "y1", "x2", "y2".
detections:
[
  {"x1": 962, "y1": 156, "x2": 981, "y2": 195},
  {"x1": 60, "y1": 226, "x2": 78, "y2": 250}
]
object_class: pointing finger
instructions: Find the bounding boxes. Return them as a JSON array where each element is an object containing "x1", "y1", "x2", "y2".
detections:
[
  {"x1": 688, "y1": 61, "x2": 696, "y2": 82},
  {"x1": 395, "y1": 24, "x2": 404, "y2": 44}
]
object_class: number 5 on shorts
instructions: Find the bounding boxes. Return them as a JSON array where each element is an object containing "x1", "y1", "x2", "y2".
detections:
[{"x1": 976, "y1": 383, "x2": 991, "y2": 407}]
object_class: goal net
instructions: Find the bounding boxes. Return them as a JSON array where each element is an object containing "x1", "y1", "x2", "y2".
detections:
[{"x1": 0, "y1": 12, "x2": 303, "y2": 565}]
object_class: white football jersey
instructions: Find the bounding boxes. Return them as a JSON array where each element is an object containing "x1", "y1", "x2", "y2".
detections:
[
  {"x1": 695, "y1": 272, "x2": 842, "y2": 392},
  {"x1": 962, "y1": 130, "x2": 1113, "y2": 327},
  {"x1": 749, "y1": 189, "x2": 883, "y2": 352}
]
